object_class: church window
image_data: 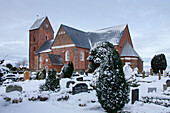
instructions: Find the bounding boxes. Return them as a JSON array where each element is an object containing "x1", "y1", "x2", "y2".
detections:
[
  {"x1": 65, "y1": 51, "x2": 70, "y2": 61},
  {"x1": 46, "y1": 58, "x2": 48, "y2": 63},
  {"x1": 34, "y1": 37, "x2": 36, "y2": 42},
  {"x1": 46, "y1": 24, "x2": 48, "y2": 28},
  {"x1": 46, "y1": 35, "x2": 48, "y2": 40},
  {"x1": 34, "y1": 47, "x2": 36, "y2": 52},
  {"x1": 80, "y1": 51, "x2": 84, "y2": 61}
]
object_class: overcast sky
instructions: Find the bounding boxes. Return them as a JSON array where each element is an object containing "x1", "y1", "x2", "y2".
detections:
[{"x1": 0, "y1": 0, "x2": 170, "y2": 71}]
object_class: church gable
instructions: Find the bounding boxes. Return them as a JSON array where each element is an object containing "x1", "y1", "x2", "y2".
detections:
[
  {"x1": 116, "y1": 25, "x2": 133, "y2": 54},
  {"x1": 52, "y1": 25, "x2": 74, "y2": 48}
]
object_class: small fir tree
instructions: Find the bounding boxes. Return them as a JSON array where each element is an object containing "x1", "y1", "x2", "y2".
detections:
[
  {"x1": 39, "y1": 69, "x2": 60, "y2": 91},
  {"x1": 87, "y1": 41, "x2": 129, "y2": 112},
  {"x1": 151, "y1": 54, "x2": 167, "y2": 74}
]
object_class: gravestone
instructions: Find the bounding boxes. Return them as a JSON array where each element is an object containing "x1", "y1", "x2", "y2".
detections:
[
  {"x1": 38, "y1": 72, "x2": 46, "y2": 80},
  {"x1": 24, "y1": 71, "x2": 30, "y2": 81},
  {"x1": 72, "y1": 83, "x2": 88, "y2": 95},
  {"x1": 150, "y1": 68, "x2": 153, "y2": 76},
  {"x1": 76, "y1": 77, "x2": 83, "y2": 81},
  {"x1": 158, "y1": 71, "x2": 161, "y2": 80},
  {"x1": 166, "y1": 80, "x2": 170, "y2": 87},
  {"x1": 131, "y1": 89, "x2": 139, "y2": 104},
  {"x1": 66, "y1": 81, "x2": 75, "y2": 88},
  {"x1": 142, "y1": 71, "x2": 145, "y2": 78},
  {"x1": 148, "y1": 87, "x2": 157, "y2": 93},
  {"x1": 163, "y1": 71, "x2": 166, "y2": 77},
  {"x1": 163, "y1": 84, "x2": 167, "y2": 91},
  {"x1": 80, "y1": 71, "x2": 84, "y2": 75},
  {"x1": 6, "y1": 84, "x2": 22, "y2": 93}
]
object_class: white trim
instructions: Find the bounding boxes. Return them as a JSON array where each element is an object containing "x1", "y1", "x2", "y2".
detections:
[
  {"x1": 52, "y1": 44, "x2": 75, "y2": 49},
  {"x1": 80, "y1": 51, "x2": 84, "y2": 61},
  {"x1": 39, "y1": 49, "x2": 52, "y2": 53},
  {"x1": 65, "y1": 51, "x2": 70, "y2": 61}
]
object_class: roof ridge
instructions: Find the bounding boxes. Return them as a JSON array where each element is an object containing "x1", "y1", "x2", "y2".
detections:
[
  {"x1": 93, "y1": 24, "x2": 127, "y2": 33},
  {"x1": 61, "y1": 24, "x2": 87, "y2": 33}
]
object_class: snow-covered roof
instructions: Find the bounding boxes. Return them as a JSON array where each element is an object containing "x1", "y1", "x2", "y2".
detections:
[
  {"x1": 48, "y1": 54, "x2": 63, "y2": 66},
  {"x1": 89, "y1": 24, "x2": 126, "y2": 47},
  {"x1": 62, "y1": 25, "x2": 91, "y2": 49},
  {"x1": 35, "y1": 39, "x2": 54, "y2": 54},
  {"x1": 120, "y1": 41, "x2": 142, "y2": 60},
  {"x1": 61, "y1": 24, "x2": 126, "y2": 49},
  {"x1": 30, "y1": 17, "x2": 46, "y2": 30}
]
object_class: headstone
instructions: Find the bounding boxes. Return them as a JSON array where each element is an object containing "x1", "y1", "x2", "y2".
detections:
[
  {"x1": 72, "y1": 83, "x2": 88, "y2": 95},
  {"x1": 163, "y1": 70, "x2": 166, "y2": 77},
  {"x1": 80, "y1": 71, "x2": 84, "y2": 75},
  {"x1": 158, "y1": 71, "x2": 161, "y2": 80},
  {"x1": 66, "y1": 81, "x2": 75, "y2": 88},
  {"x1": 163, "y1": 84, "x2": 167, "y2": 91},
  {"x1": 131, "y1": 89, "x2": 139, "y2": 104},
  {"x1": 6, "y1": 84, "x2": 22, "y2": 93},
  {"x1": 38, "y1": 72, "x2": 46, "y2": 80},
  {"x1": 76, "y1": 77, "x2": 83, "y2": 81},
  {"x1": 85, "y1": 71, "x2": 88, "y2": 76},
  {"x1": 24, "y1": 71, "x2": 30, "y2": 81},
  {"x1": 150, "y1": 68, "x2": 153, "y2": 76},
  {"x1": 142, "y1": 71, "x2": 145, "y2": 78},
  {"x1": 72, "y1": 72, "x2": 79, "y2": 76},
  {"x1": 166, "y1": 80, "x2": 170, "y2": 87},
  {"x1": 148, "y1": 87, "x2": 157, "y2": 93}
]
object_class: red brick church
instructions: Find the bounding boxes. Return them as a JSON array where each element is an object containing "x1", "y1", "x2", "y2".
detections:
[{"x1": 29, "y1": 17, "x2": 143, "y2": 72}]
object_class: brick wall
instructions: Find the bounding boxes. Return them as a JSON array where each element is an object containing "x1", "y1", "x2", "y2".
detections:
[{"x1": 29, "y1": 17, "x2": 54, "y2": 70}]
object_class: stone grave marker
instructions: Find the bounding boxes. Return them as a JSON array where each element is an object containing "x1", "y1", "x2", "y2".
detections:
[
  {"x1": 148, "y1": 87, "x2": 157, "y2": 93},
  {"x1": 6, "y1": 84, "x2": 22, "y2": 93},
  {"x1": 72, "y1": 83, "x2": 88, "y2": 95},
  {"x1": 163, "y1": 84, "x2": 167, "y2": 91},
  {"x1": 24, "y1": 71, "x2": 30, "y2": 81},
  {"x1": 163, "y1": 71, "x2": 167, "y2": 77},
  {"x1": 166, "y1": 80, "x2": 170, "y2": 87},
  {"x1": 76, "y1": 77, "x2": 83, "y2": 81},
  {"x1": 80, "y1": 71, "x2": 84, "y2": 75},
  {"x1": 66, "y1": 81, "x2": 75, "y2": 88},
  {"x1": 150, "y1": 68, "x2": 153, "y2": 76},
  {"x1": 131, "y1": 89, "x2": 139, "y2": 104},
  {"x1": 142, "y1": 71, "x2": 145, "y2": 78}
]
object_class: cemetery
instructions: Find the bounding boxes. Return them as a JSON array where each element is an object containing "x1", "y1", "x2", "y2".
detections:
[{"x1": 0, "y1": 42, "x2": 170, "y2": 113}]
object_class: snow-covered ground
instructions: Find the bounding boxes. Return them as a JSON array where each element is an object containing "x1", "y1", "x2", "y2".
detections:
[{"x1": 0, "y1": 73, "x2": 170, "y2": 113}]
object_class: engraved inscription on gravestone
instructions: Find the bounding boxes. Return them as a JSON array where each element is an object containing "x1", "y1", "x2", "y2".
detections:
[{"x1": 72, "y1": 83, "x2": 88, "y2": 95}]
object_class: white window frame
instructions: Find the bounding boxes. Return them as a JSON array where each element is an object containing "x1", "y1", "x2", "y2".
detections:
[
  {"x1": 80, "y1": 51, "x2": 84, "y2": 61},
  {"x1": 39, "y1": 56, "x2": 42, "y2": 69},
  {"x1": 65, "y1": 51, "x2": 70, "y2": 61}
]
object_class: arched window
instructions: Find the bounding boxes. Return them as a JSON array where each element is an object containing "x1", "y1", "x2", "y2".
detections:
[
  {"x1": 65, "y1": 51, "x2": 70, "y2": 61},
  {"x1": 33, "y1": 47, "x2": 36, "y2": 52},
  {"x1": 80, "y1": 51, "x2": 84, "y2": 61},
  {"x1": 46, "y1": 35, "x2": 48, "y2": 40}
]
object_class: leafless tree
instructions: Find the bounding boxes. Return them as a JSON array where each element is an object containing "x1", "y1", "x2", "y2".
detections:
[
  {"x1": 21, "y1": 58, "x2": 27, "y2": 67},
  {"x1": 15, "y1": 61, "x2": 22, "y2": 68}
]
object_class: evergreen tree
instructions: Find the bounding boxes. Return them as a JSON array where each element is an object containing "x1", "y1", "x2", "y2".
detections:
[
  {"x1": 6, "y1": 63, "x2": 13, "y2": 70},
  {"x1": 151, "y1": 54, "x2": 167, "y2": 74},
  {"x1": 88, "y1": 42, "x2": 129, "y2": 112},
  {"x1": 63, "y1": 62, "x2": 74, "y2": 78},
  {"x1": 39, "y1": 69, "x2": 60, "y2": 91}
]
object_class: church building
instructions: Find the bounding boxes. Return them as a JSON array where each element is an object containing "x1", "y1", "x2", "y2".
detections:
[{"x1": 29, "y1": 17, "x2": 143, "y2": 72}]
